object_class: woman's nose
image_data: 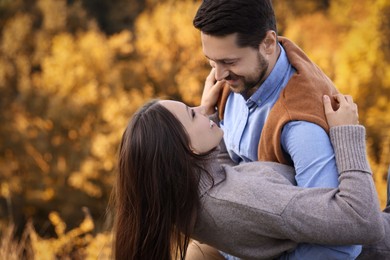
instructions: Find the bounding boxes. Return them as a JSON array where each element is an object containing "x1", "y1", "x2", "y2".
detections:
[{"x1": 194, "y1": 106, "x2": 206, "y2": 116}]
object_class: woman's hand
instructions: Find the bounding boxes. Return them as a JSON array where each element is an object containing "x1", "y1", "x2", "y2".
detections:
[
  {"x1": 323, "y1": 94, "x2": 359, "y2": 127},
  {"x1": 201, "y1": 68, "x2": 225, "y2": 115}
]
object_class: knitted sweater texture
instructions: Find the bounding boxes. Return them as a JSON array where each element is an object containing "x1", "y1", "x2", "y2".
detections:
[{"x1": 192, "y1": 126, "x2": 384, "y2": 259}]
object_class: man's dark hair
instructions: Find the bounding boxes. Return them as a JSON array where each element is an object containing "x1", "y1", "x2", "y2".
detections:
[{"x1": 193, "y1": 0, "x2": 277, "y2": 49}]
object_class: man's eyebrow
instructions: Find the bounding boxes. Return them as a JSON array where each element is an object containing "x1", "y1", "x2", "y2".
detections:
[{"x1": 204, "y1": 55, "x2": 237, "y2": 62}]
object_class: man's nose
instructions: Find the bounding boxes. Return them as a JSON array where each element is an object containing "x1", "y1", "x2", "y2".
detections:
[{"x1": 214, "y1": 64, "x2": 229, "y2": 81}]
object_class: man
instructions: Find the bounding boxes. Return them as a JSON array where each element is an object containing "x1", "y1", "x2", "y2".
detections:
[{"x1": 190, "y1": 0, "x2": 360, "y2": 259}]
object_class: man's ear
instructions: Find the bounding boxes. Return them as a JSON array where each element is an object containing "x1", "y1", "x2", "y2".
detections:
[{"x1": 259, "y1": 30, "x2": 277, "y2": 55}]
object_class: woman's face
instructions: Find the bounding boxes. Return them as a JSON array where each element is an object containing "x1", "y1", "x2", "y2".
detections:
[{"x1": 160, "y1": 100, "x2": 224, "y2": 154}]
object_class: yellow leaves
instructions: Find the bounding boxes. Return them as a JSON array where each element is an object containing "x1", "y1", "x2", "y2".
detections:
[
  {"x1": 0, "y1": 13, "x2": 33, "y2": 93},
  {"x1": 369, "y1": 136, "x2": 390, "y2": 208},
  {"x1": 28, "y1": 208, "x2": 96, "y2": 259},
  {"x1": 0, "y1": 224, "x2": 25, "y2": 260},
  {"x1": 100, "y1": 89, "x2": 132, "y2": 124},
  {"x1": 1, "y1": 220, "x2": 111, "y2": 260},
  {"x1": 284, "y1": 12, "x2": 340, "y2": 75},
  {"x1": 83, "y1": 232, "x2": 113, "y2": 260},
  {"x1": 91, "y1": 134, "x2": 112, "y2": 160},
  {"x1": 78, "y1": 31, "x2": 113, "y2": 73},
  {"x1": 0, "y1": 156, "x2": 21, "y2": 196},
  {"x1": 49, "y1": 212, "x2": 66, "y2": 236},
  {"x1": 175, "y1": 68, "x2": 205, "y2": 105},
  {"x1": 0, "y1": 183, "x2": 10, "y2": 199},
  {"x1": 79, "y1": 208, "x2": 94, "y2": 233},
  {"x1": 37, "y1": 0, "x2": 67, "y2": 31},
  {"x1": 28, "y1": 227, "x2": 55, "y2": 260},
  {"x1": 108, "y1": 30, "x2": 134, "y2": 56},
  {"x1": 284, "y1": 0, "x2": 385, "y2": 96},
  {"x1": 134, "y1": 0, "x2": 206, "y2": 104},
  {"x1": 41, "y1": 33, "x2": 92, "y2": 102},
  {"x1": 0, "y1": 59, "x2": 14, "y2": 88},
  {"x1": 337, "y1": 26, "x2": 379, "y2": 86},
  {"x1": 39, "y1": 27, "x2": 134, "y2": 105},
  {"x1": 330, "y1": 1, "x2": 384, "y2": 95},
  {"x1": 26, "y1": 188, "x2": 55, "y2": 202},
  {"x1": 25, "y1": 143, "x2": 50, "y2": 174},
  {"x1": 1, "y1": 13, "x2": 33, "y2": 57},
  {"x1": 366, "y1": 96, "x2": 390, "y2": 136},
  {"x1": 41, "y1": 29, "x2": 120, "y2": 105},
  {"x1": 68, "y1": 160, "x2": 102, "y2": 198}
]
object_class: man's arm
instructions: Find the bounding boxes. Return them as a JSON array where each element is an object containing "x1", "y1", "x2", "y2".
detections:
[
  {"x1": 280, "y1": 121, "x2": 362, "y2": 259},
  {"x1": 281, "y1": 121, "x2": 339, "y2": 188}
]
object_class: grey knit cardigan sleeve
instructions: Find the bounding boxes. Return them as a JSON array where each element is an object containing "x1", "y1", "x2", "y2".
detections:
[
  {"x1": 281, "y1": 125, "x2": 384, "y2": 242},
  {"x1": 192, "y1": 125, "x2": 386, "y2": 259}
]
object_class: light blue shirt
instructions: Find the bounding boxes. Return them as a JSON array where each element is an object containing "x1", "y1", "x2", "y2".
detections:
[{"x1": 220, "y1": 44, "x2": 361, "y2": 259}]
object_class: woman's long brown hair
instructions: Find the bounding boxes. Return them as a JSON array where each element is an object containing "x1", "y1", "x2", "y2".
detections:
[{"x1": 113, "y1": 100, "x2": 211, "y2": 259}]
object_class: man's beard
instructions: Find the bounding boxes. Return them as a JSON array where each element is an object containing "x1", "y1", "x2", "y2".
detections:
[
  {"x1": 228, "y1": 53, "x2": 269, "y2": 98},
  {"x1": 245, "y1": 53, "x2": 269, "y2": 90}
]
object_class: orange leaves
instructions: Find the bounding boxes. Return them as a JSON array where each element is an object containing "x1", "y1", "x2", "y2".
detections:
[
  {"x1": 28, "y1": 208, "x2": 99, "y2": 259},
  {"x1": 134, "y1": 0, "x2": 208, "y2": 104},
  {"x1": 37, "y1": 0, "x2": 67, "y2": 31}
]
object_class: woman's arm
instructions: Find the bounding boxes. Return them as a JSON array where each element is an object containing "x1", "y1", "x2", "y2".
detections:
[
  {"x1": 192, "y1": 95, "x2": 386, "y2": 259},
  {"x1": 192, "y1": 124, "x2": 384, "y2": 259},
  {"x1": 281, "y1": 95, "x2": 385, "y2": 244},
  {"x1": 282, "y1": 124, "x2": 385, "y2": 244}
]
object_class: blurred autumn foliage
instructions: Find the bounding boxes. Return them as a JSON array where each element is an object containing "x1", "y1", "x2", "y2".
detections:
[{"x1": 0, "y1": 0, "x2": 389, "y2": 258}]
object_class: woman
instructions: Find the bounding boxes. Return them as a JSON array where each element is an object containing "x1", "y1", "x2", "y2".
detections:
[{"x1": 113, "y1": 94, "x2": 386, "y2": 260}]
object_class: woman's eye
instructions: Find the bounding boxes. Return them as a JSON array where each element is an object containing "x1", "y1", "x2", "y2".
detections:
[{"x1": 192, "y1": 109, "x2": 196, "y2": 118}]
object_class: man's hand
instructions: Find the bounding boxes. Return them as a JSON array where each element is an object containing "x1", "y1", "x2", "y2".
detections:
[
  {"x1": 323, "y1": 94, "x2": 359, "y2": 127},
  {"x1": 201, "y1": 68, "x2": 225, "y2": 115}
]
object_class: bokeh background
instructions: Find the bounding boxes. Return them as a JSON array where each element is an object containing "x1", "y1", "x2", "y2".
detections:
[{"x1": 0, "y1": 0, "x2": 389, "y2": 258}]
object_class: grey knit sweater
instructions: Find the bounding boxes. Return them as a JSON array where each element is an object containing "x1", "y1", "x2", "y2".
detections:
[{"x1": 191, "y1": 125, "x2": 385, "y2": 259}]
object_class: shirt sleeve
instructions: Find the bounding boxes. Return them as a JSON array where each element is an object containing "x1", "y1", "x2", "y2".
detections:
[
  {"x1": 280, "y1": 121, "x2": 362, "y2": 259},
  {"x1": 281, "y1": 121, "x2": 338, "y2": 188}
]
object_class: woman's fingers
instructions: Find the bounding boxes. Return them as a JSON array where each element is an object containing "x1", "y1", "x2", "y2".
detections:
[
  {"x1": 344, "y1": 95, "x2": 353, "y2": 104},
  {"x1": 323, "y1": 95, "x2": 334, "y2": 115},
  {"x1": 324, "y1": 94, "x2": 359, "y2": 127},
  {"x1": 201, "y1": 68, "x2": 225, "y2": 115}
]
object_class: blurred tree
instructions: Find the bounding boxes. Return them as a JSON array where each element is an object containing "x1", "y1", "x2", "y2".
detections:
[
  {"x1": 0, "y1": 0, "x2": 151, "y2": 236},
  {"x1": 0, "y1": 0, "x2": 389, "y2": 244},
  {"x1": 133, "y1": 0, "x2": 209, "y2": 105},
  {"x1": 78, "y1": 0, "x2": 145, "y2": 34},
  {"x1": 273, "y1": 0, "x2": 330, "y2": 35}
]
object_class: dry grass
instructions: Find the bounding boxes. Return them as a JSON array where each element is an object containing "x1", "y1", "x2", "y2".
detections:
[{"x1": 0, "y1": 209, "x2": 113, "y2": 260}]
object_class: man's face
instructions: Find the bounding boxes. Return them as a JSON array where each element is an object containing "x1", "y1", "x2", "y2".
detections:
[{"x1": 201, "y1": 32, "x2": 269, "y2": 96}]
